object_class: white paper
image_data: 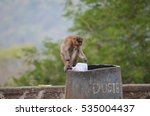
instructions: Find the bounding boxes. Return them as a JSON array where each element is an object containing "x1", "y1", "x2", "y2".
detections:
[{"x1": 72, "y1": 63, "x2": 88, "y2": 71}]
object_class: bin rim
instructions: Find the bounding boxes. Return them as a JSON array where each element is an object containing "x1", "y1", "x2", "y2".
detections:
[{"x1": 67, "y1": 64, "x2": 120, "y2": 73}]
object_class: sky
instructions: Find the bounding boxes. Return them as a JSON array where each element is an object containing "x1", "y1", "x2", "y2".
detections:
[{"x1": 0, "y1": 0, "x2": 72, "y2": 48}]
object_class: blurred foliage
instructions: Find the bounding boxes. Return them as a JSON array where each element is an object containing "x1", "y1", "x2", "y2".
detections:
[
  {"x1": 64, "y1": 0, "x2": 150, "y2": 83},
  {"x1": 0, "y1": 45, "x2": 33, "y2": 65},
  {"x1": 12, "y1": 0, "x2": 150, "y2": 86},
  {"x1": 12, "y1": 40, "x2": 65, "y2": 86},
  {"x1": 0, "y1": 47, "x2": 22, "y2": 62}
]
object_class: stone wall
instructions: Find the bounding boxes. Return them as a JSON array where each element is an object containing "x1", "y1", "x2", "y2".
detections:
[
  {"x1": 0, "y1": 84, "x2": 150, "y2": 99},
  {"x1": 123, "y1": 84, "x2": 150, "y2": 99}
]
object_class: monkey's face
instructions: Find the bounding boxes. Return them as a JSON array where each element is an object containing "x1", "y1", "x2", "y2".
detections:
[{"x1": 74, "y1": 37, "x2": 83, "y2": 47}]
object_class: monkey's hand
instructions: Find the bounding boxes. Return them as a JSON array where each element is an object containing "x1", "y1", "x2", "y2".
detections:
[
  {"x1": 64, "y1": 64, "x2": 72, "y2": 72},
  {"x1": 82, "y1": 57, "x2": 87, "y2": 63}
]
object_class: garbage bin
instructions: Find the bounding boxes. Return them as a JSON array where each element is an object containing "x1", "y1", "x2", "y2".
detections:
[{"x1": 65, "y1": 64, "x2": 123, "y2": 99}]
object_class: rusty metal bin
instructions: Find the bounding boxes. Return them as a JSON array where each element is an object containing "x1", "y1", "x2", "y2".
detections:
[{"x1": 65, "y1": 64, "x2": 123, "y2": 99}]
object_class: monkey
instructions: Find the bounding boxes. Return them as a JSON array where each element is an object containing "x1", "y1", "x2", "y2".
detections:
[{"x1": 60, "y1": 35, "x2": 87, "y2": 71}]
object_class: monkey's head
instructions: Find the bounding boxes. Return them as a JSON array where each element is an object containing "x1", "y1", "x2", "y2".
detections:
[{"x1": 72, "y1": 36, "x2": 83, "y2": 47}]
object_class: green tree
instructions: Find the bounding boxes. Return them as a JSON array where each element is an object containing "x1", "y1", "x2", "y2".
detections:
[
  {"x1": 12, "y1": 40, "x2": 65, "y2": 86},
  {"x1": 64, "y1": 0, "x2": 150, "y2": 83}
]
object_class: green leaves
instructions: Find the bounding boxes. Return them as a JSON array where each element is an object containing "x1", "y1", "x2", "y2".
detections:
[{"x1": 12, "y1": 41, "x2": 65, "y2": 86}]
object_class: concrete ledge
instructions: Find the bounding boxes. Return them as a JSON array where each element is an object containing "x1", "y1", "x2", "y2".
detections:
[
  {"x1": 123, "y1": 84, "x2": 150, "y2": 99},
  {"x1": 0, "y1": 86, "x2": 64, "y2": 99},
  {"x1": 0, "y1": 84, "x2": 150, "y2": 99}
]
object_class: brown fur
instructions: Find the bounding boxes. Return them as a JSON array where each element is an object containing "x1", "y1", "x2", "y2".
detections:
[{"x1": 60, "y1": 35, "x2": 87, "y2": 71}]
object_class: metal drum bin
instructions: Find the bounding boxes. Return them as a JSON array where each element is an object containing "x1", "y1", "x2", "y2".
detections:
[{"x1": 65, "y1": 64, "x2": 123, "y2": 99}]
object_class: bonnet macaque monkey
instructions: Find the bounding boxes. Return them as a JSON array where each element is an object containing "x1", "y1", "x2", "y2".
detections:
[{"x1": 60, "y1": 35, "x2": 87, "y2": 71}]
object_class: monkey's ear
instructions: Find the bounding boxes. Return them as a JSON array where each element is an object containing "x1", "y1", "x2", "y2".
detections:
[{"x1": 78, "y1": 36, "x2": 83, "y2": 41}]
